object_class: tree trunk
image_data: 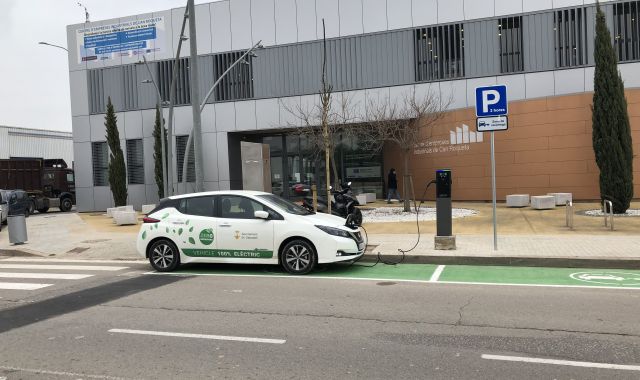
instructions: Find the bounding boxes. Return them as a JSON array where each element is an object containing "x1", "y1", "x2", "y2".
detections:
[
  {"x1": 331, "y1": 147, "x2": 340, "y2": 189},
  {"x1": 403, "y1": 149, "x2": 411, "y2": 212}
]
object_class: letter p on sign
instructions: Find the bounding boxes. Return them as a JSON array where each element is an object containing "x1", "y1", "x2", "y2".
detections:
[{"x1": 476, "y1": 85, "x2": 508, "y2": 117}]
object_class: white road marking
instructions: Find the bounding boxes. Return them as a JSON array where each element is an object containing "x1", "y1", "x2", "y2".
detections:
[
  {"x1": 0, "y1": 264, "x2": 128, "y2": 271},
  {"x1": 0, "y1": 272, "x2": 93, "y2": 280},
  {"x1": 0, "y1": 258, "x2": 144, "y2": 264},
  {"x1": 0, "y1": 365, "x2": 132, "y2": 379},
  {"x1": 0, "y1": 282, "x2": 52, "y2": 290},
  {"x1": 429, "y1": 265, "x2": 446, "y2": 282},
  {"x1": 109, "y1": 328, "x2": 286, "y2": 344},
  {"x1": 146, "y1": 272, "x2": 640, "y2": 290},
  {"x1": 482, "y1": 354, "x2": 640, "y2": 371}
]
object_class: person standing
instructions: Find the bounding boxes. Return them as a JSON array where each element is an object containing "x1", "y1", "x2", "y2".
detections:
[{"x1": 386, "y1": 168, "x2": 401, "y2": 203}]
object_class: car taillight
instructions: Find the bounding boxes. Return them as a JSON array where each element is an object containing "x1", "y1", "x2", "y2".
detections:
[{"x1": 143, "y1": 216, "x2": 161, "y2": 223}]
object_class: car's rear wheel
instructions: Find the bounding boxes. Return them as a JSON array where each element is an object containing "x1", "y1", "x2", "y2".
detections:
[
  {"x1": 148, "y1": 239, "x2": 180, "y2": 272},
  {"x1": 38, "y1": 207, "x2": 49, "y2": 213},
  {"x1": 281, "y1": 239, "x2": 316, "y2": 275}
]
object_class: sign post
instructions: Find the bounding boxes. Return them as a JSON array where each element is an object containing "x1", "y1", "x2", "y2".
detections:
[{"x1": 475, "y1": 85, "x2": 508, "y2": 251}]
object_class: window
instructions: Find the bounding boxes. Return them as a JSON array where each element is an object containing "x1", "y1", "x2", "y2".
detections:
[
  {"x1": 415, "y1": 24, "x2": 465, "y2": 81},
  {"x1": 211, "y1": 51, "x2": 254, "y2": 101},
  {"x1": 555, "y1": 8, "x2": 589, "y2": 67},
  {"x1": 219, "y1": 195, "x2": 275, "y2": 219},
  {"x1": 613, "y1": 1, "x2": 640, "y2": 62},
  {"x1": 175, "y1": 135, "x2": 195, "y2": 183},
  {"x1": 498, "y1": 17, "x2": 524, "y2": 73},
  {"x1": 91, "y1": 142, "x2": 108, "y2": 186},
  {"x1": 126, "y1": 139, "x2": 145, "y2": 185},
  {"x1": 157, "y1": 58, "x2": 191, "y2": 105},
  {"x1": 66, "y1": 173, "x2": 75, "y2": 183},
  {"x1": 177, "y1": 196, "x2": 216, "y2": 217}
]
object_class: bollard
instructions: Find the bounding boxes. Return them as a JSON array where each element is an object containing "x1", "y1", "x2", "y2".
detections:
[
  {"x1": 603, "y1": 200, "x2": 614, "y2": 231},
  {"x1": 565, "y1": 200, "x2": 574, "y2": 230},
  {"x1": 312, "y1": 184, "x2": 317, "y2": 212}
]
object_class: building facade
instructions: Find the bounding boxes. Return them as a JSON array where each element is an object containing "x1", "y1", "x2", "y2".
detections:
[
  {"x1": 67, "y1": 0, "x2": 640, "y2": 211},
  {"x1": 0, "y1": 125, "x2": 74, "y2": 167}
]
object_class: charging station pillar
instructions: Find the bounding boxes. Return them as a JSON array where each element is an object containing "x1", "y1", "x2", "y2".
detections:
[{"x1": 434, "y1": 169, "x2": 456, "y2": 250}]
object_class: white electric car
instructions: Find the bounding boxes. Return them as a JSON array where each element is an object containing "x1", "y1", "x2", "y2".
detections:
[{"x1": 137, "y1": 191, "x2": 366, "y2": 274}]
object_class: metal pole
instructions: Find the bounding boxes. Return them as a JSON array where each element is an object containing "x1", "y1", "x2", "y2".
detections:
[
  {"x1": 141, "y1": 57, "x2": 167, "y2": 198},
  {"x1": 491, "y1": 131, "x2": 497, "y2": 250},
  {"x1": 166, "y1": 7, "x2": 189, "y2": 196},
  {"x1": 181, "y1": 41, "x2": 263, "y2": 192},
  {"x1": 187, "y1": 0, "x2": 204, "y2": 193}
]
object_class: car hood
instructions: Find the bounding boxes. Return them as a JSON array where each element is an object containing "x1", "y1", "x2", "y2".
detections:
[{"x1": 299, "y1": 212, "x2": 348, "y2": 227}]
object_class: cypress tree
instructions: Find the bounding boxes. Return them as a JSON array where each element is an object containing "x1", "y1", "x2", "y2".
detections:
[
  {"x1": 104, "y1": 97, "x2": 128, "y2": 207},
  {"x1": 592, "y1": 3, "x2": 634, "y2": 213},
  {"x1": 152, "y1": 106, "x2": 167, "y2": 199}
]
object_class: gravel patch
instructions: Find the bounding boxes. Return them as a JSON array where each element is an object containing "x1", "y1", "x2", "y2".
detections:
[
  {"x1": 362, "y1": 206, "x2": 478, "y2": 223},
  {"x1": 582, "y1": 209, "x2": 640, "y2": 217}
]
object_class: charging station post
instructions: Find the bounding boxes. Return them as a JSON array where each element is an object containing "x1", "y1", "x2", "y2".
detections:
[{"x1": 434, "y1": 169, "x2": 456, "y2": 250}]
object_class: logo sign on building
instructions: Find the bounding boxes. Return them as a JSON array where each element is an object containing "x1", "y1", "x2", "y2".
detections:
[
  {"x1": 477, "y1": 116, "x2": 508, "y2": 132},
  {"x1": 475, "y1": 85, "x2": 508, "y2": 117},
  {"x1": 76, "y1": 17, "x2": 166, "y2": 64}
]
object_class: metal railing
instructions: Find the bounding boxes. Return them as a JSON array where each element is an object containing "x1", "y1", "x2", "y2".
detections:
[
  {"x1": 565, "y1": 200, "x2": 574, "y2": 230},
  {"x1": 603, "y1": 199, "x2": 614, "y2": 231}
]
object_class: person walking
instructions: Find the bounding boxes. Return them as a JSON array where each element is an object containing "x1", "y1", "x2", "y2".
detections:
[{"x1": 386, "y1": 168, "x2": 401, "y2": 203}]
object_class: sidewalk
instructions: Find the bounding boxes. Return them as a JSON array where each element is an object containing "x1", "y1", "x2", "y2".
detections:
[{"x1": 0, "y1": 202, "x2": 639, "y2": 268}]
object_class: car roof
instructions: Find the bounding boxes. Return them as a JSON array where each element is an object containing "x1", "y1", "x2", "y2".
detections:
[{"x1": 167, "y1": 190, "x2": 272, "y2": 200}]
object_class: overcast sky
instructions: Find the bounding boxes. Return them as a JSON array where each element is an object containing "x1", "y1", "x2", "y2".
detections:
[{"x1": 0, "y1": 0, "x2": 209, "y2": 132}]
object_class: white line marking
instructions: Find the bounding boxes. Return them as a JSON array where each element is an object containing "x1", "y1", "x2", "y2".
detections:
[
  {"x1": 0, "y1": 264, "x2": 128, "y2": 271},
  {"x1": 145, "y1": 272, "x2": 640, "y2": 290},
  {"x1": 0, "y1": 365, "x2": 132, "y2": 379},
  {"x1": 430, "y1": 265, "x2": 446, "y2": 282},
  {"x1": 0, "y1": 282, "x2": 53, "y2": 290},
  {"x1": 109, "y1": 328, "x2": 286, "y2": 344},
  {"x1": 0, "y1": 272, "x2": 93, "y2": 280},
  {"x1": 0, "y1": 258, "x2": 144, "y2": 264},
  {"x1": 482, "y1": 354, "x2": 640, "y2": 371}
]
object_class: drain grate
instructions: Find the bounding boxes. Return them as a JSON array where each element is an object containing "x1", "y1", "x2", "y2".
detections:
[{"x1": 66, "y1": 247, "x2": 90, "y2": 254}]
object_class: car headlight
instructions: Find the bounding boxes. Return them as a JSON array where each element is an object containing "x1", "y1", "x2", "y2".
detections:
[{"x1": 315, "y1": 225, "x2": 351, "y2": 238}]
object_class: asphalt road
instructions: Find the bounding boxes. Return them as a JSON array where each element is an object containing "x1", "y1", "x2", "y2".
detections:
[{"x1": 1, "y1": 260, "x2": 640, "y2": 379}]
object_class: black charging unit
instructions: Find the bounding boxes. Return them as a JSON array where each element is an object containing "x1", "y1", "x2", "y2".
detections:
[{"x1": 435, "y1": 169, "x2": 456, "y2": 249}]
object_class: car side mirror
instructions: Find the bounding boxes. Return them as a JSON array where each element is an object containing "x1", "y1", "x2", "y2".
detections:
[{"x1": 254, "y1": 210, "x2": 269, "y2": 220}]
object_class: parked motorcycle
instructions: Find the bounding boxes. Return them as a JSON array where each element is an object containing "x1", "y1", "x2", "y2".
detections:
[{"x1": 302, "y1": 182, "x2": 363, "y2": 227}]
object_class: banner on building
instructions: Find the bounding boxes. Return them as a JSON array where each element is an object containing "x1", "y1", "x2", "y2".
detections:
[{"x1": 76, "y1": 17, "x2": 166, "y2": 64}]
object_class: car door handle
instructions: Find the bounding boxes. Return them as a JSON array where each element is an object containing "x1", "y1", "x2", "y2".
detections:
[
  {"x1": 219, "y1": 223, "x2": 232, "y2": 228},
  {"x1": 172, "y1": 220, "x2": 185, "y2": 225}
]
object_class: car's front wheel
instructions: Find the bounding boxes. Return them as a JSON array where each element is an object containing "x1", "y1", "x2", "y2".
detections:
[
  {"x1": 281, "y1": 239, "x2": 316, "y2": 275},
  {"x1": 148, "y1": 239, "x2": 180, "y2": 272}
]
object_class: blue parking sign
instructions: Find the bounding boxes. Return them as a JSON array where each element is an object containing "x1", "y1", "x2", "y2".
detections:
[{"x1": 475, "y1": 85, "x2": 508, "y2": 117}]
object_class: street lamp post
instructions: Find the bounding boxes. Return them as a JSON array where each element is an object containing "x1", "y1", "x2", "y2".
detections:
[
  {"x1": 38, "y1": 42, "x2": 68, "y2": 52},
  {"x1": 180, "y1": 40, "x2": 263, "y2": 193}
]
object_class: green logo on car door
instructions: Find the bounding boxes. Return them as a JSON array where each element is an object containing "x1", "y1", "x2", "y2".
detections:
[{"x1": 199, "y1": 229, "x2": 214, "y2": 245}]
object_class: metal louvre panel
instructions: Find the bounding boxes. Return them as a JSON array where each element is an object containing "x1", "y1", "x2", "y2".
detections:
[
  {"x1": 123, "y1": 65, "x2": 138, "y2": 110},
  {"x1": 103, "y1": 67, "x2": 124, "y2": 111},
  {"x1": 416, "y1": 24, "x2": 465, "y2": 81},
  {"x1": 91, "y1": 141, "x2": 108, "y2": 186},
  {"x1": 198, "y1": 55, "x2": 214, "y2": 103},
  {"x1": 175, "y1": 135, "x2": 195, "y2": 183},
  {"x1": 614, "y1": 1, "x2": 640, "y2": 62},
  {"x1": 125, "y1": 139, "x2": 144, "y2": 185}
]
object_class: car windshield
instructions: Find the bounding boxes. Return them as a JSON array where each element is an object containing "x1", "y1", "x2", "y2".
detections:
[{"x1": 257, "y1": 194, "x2": 312, "y2": 216}]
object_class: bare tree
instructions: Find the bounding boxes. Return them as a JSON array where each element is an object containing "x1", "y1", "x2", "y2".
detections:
[{"x1": 362, "y1": 89, "x2": 452, "y2": 212}]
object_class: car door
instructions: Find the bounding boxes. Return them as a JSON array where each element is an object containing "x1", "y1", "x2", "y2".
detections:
[
  {"x1": 215, "y1": 195, "x2": 277, "y2": 264},
  {"x1": 169, "y1": 195, "x2": 219, "y2": 261}
]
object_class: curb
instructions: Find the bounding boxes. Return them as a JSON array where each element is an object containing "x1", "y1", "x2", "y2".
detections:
[{"x1": 360, "y1": 253, "x2": 640, "y2": 269}]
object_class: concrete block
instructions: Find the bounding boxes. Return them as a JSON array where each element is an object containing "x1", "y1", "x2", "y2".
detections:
[
  {"x1": 506, "y1": 194, "x2": 530, "y2": 207},
  {"x1": 364, "y1": 193, "x2": 376, "y2": 203},
  {"x1": 548, "y1": 193, "x2": 573, "y2": 206},
  {"x1": 356, "y1": 194, "x2": 367, "y2": 205},
  {"x1": 106, "y1": 205, "x2": 134, "y2": 217},
  {"x1": 531, "y1": 196, "x2": 556, "y2": 210},
  {"x1": 141, "y1": 204, "x2": 156, "y2": 214},
  {"x1": 435, "y1": 235, "x2": 456, "y2": 250},
  {"x1": 113, "y1": 211, "x2": 138, "y2": 225}
]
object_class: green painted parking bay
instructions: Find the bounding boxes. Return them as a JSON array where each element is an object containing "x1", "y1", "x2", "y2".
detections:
[{"x1": 166, "y1": 263, "x2": 640, "y2": 289}]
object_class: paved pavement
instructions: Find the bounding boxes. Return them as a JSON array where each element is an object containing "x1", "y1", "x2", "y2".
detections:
[
  {"x1": 1, "y1": 205, "x2": 639, "y2": 268},
  {"x1": 2, "y1": 260, "x2": 640, "y2": 379}
]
